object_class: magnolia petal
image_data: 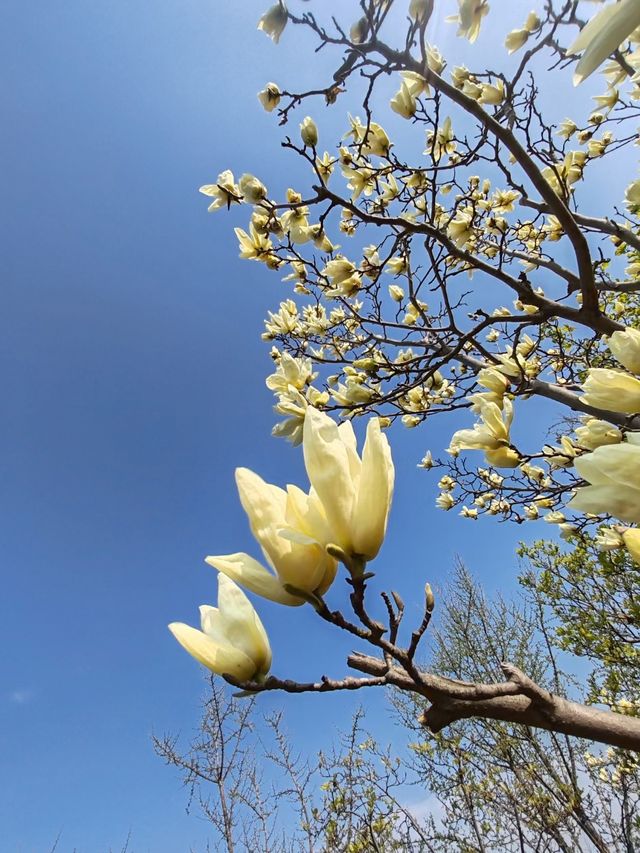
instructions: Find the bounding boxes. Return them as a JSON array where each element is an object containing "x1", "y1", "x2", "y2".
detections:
[
  {"x1": 582, "y1": 368, "x2": 640, "y2": 414},
  {"x1": 622, "y1": 529, "x2": 640, "y2": 565},
  {"x1": 216, "y1": 575, "x2": 272, "y2": 676},
  {"x1": 205, "y1": 552, "x2": 303, "y2": 606},
  {"x1": 168, "y1": 622, "x2": 257, "y2": 680},
  {"x1": 484, "y1": 446, "x2": 520, "y2": 468},
  {"x1": 569, "y1": 484, "x2": 640, "y2": 524},
  {"x1": 303, "y1": 407, "x2": 357, "y2": 551},
  {"x1": 450, "y1": 425, "x2": 500, "y2": 452},
  {"x1": 316, "y1": 556, "x2": 339, "y2": 596},
  {"x1": 337, "y1": 420, "x2": 363, "y2": 488},
  {"x1": 199, "y1": 604, "x2": 226, "y2": 643},
  {"x1": 285, "y1": 483, "x2": 332, "y2": 544},
  {"x1": 478, "y1": 399, "x2": 508, "y2": 441},
  {"x1": 571, "y1": 0, "x2": 640, "y2": 83},
  {"x1": 352, "y1": 418, "x2": 394, "y2": 560},
  {"x1": 608, "y1": 327, "x2": 640, "y2": 374},
  {"x1": 235, "y1": 468, "x2": 290, "y2": 568},
  {"x1": 567, "y1": 2, "x2": 620, "y2": 55},
  {"x1": 277, "y1": 525, "x2": 318, "y2": 546},
  {"x1": 575, "y1": 443, "x2": 640, "y2": 491}
]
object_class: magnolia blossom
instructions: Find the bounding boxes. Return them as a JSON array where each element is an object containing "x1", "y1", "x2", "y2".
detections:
[
  {"x1": 199, "y1": 170, "x2": 240, "y2": 212},
  {"x1": 570, "y1": 434, "x2": 640, "y2": 523},
  {"x1": 567, "y1": 0, "x2": 640, "y2": 84},
  {"x1": 235, "y1": 224, "x2": 273, "y2": 262},
  {"x1": 390, "y1": 82, "x2": 417, "y2": 119},
  {"x1": 258, "y1": 2, "x2": 288, "y2": 44},
  {"x1": 266, "y1": 352, "x2": 315, "y2": 394},
  {"x1": 448, "y1": 398, "x2": 519, "y2": 468},
  {"x1": 574, "y1": 417, "x2": 622, "y2": 450},
  {"x1": 169, "y1": 575, "x2": 272, "y2": 681},
  {"x1": 257, "y1": 82, "x2": 281, "y2": 112},
  {"x1": 626, "y1": 179, "x2": 640, "y2": 212},
  {"x1": 239, "y1": 173, "x2": 267, "y2": 204},
  {"x1": 581, "y1": 367, "x2": 640, "y2": 414},
  {"x1": 450, "y1": 0, "x2": 490, "y2": 43},
  {"x1": 622, "y1": 528, "x2": 640, "y2": 565},
  {"x1": 608, "y1": 327, "x2": 640, "y2": 374},
  {"x1": 505, "y1": 28, "x2": 529, "y2": 54},
  {"x1": 300, "y1": 116, "x2": 318, "y2": 148},
  {"x1": 207, "y1": 468, "x2": 337, "y2": 606},
  {"x1": 303, "y1": 407, "x2": 394, "y2": 562}
]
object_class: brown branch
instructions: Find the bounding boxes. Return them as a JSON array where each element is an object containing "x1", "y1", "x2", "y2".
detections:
[
  {"x1": 367, "y1": 38, "x2": 605, "y2": 324},
  {"x1": 348, "y1": 654, "x2": 640, "y2": 752}
]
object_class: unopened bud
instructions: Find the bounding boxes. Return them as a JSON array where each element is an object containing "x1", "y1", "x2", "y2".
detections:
[
  {"x1": 425, "y1": 583, "x2": 435, "y2": 612},
  {"x1": 300, "y1": 116, "x2": 318, "y2": 147}
]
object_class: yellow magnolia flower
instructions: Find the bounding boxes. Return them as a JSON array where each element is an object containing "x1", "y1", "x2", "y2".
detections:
[
  {"x1": 390, "y1": 83, "x2": 417, "y2": 119},
  {"x1": 323, "y1": 256, "x2": 361, "y2": 298},
  {"x1": 622, "y1": 528, "x2": 640, "y2": 564},
  {"x1": 389, "y1": 284, "x2": 405, "y2": 302},
  {"x1": 574, "y1": 417, "x2": 622, "y2": 450},
  {"x1": 448, "y1": 211, "x2": 474, "y2": 248},
  {"x1": 199, "y1": 170, "x2": 240, "y2": 212},
  {"x1": 169, "y1": 575, "x2": 272, "y2": 681},
  {"x1": 477, "y1": 367, "x2": 508, "y2": 395},
  {"x1": 235, "y1": 224, "x2": 273, "y2": 262},
  {"x1": 401, "y1": 70, "x2": 430, "y2": 97},
  {"x1": 448, "y1": 398, "x2": 519, "y2": 468},
  {"x1": 505, "y1": 28, "x2": 529, "y2": 54},
  {"x1": 570, "y1": 434, "x2": 640, "y2": 523},
  {"x1": 451, "y1": 0, "x2": 490, "y2": 43},
  {"x1": 608, "y1": 326, "x2": 640, "y2": 374},
  {"x1": 257, "y1": 82, "x2": 281, "y2": 112},
  {"x1": 581, "y1": 367, "x2": 640, "y2": 414},
  {"x1": 302, "y1": 407, "x2": 394, "y2": 562},
  {"x1": 258, "y1": 2, "x2": 288, "y2": 44},
  {"x1": 266, "y1": 352, "x2": 315, "y2": 394},
  {"x1": 479, "y1": 81, "x2": 505, "y2": 105},
  {"x1": 207, "y1": 468, "x2": 337, "y2": 606},
  {"x1": 300, "y1": 116, "x2": 318, "y2": 148},
  {"x1": 626, "y1": 179, "x2": 640, "y2": 212},
  {"x1": 568, "y1": 0, "x2": 640, "y2": 84},
  {"x1": 426, "y1": 116, "x2": 456, "y2": 160},
  {"x1": 239, "y1": 173, "x2": 267, "y2": 204}
]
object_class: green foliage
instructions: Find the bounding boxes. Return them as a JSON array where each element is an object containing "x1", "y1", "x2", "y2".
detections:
[
  {"x1": 393, "y1": 563, "x2": 640, "y2": 852},
  {"x1": 519, "y1": 535, "x2": 640, "y2": 702}
]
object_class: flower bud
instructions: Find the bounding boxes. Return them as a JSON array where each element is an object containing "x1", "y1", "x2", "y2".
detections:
[{"x1": 300, "y1": 116, "x2": 318, "y2": 148}]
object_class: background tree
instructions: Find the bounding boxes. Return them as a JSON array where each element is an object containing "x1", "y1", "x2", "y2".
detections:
[{"x1": 159, "y1": 567, "x2": 640, "y2": 851}]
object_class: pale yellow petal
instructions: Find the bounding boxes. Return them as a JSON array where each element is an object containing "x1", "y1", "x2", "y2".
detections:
[
  {"x1": 352, "y1": 418, "x2": 394, "y2": 559},
  {"x1": 622, "y1": 529, "x2": 640, "y2": 564},
  {"x1": 303, "y1": 407, "x2": 357, "y2": 550},
  {"x1": 216, "y1": 574, "x2": 272, "y2": 676},
  {"x1": 168, "y1": 622, "x2": 257, "y2": 680},
  {"x1": 205, "y1": 552, "x2": 303, "y2": 606},
  {"x1": 235, "y1": 467, "x2": 290, "y2": 568},
  {"x1": 570, "y1": 0, "x2": 640, "y2": 83}
]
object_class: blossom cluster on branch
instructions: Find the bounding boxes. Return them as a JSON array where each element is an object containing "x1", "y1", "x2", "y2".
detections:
[{"x1": 170, "y1": 0, "x2": 640, "y2": 751}]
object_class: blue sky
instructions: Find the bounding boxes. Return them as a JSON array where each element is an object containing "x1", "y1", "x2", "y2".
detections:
[{"x1": 1, "y1": 1, "x2": 620, "y2": 850}]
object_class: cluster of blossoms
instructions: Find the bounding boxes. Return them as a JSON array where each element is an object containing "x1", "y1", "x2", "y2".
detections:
[
  {"x1": 172, "y1": 0, "x2": 640, "y2": 687},
  {"x1": 170, "y1": 408, "x2": 394, "y2": 680},
  {"x1": 436, "y1": 327, "x2": 640, "y2": 565}
]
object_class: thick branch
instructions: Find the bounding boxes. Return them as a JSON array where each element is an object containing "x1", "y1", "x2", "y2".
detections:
[{"x1": 348, "y1": 654, "x2": 640, "y2": 752}]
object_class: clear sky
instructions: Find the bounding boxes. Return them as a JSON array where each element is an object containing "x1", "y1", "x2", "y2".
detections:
[{"x1": 1, "y1": 1, "x2": 620, "y2": 850}]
